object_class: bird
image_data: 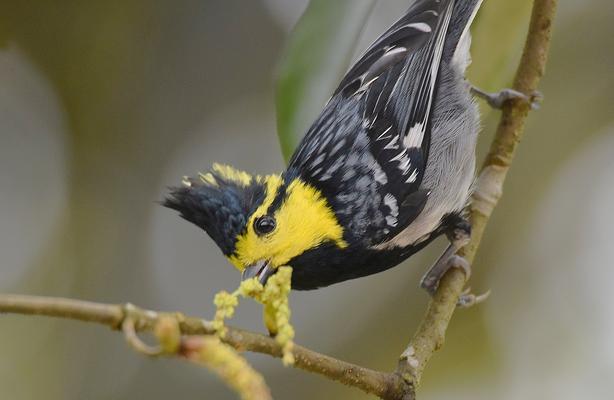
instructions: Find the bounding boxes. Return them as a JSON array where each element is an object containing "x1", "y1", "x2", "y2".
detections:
[{"x1": 164, "y1": 0, "x2": 525, "y2": 297}]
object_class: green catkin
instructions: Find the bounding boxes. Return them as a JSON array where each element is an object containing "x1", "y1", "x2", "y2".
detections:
[{"x1": 211, "y1": 266, "x2": 295, "y2": 365}]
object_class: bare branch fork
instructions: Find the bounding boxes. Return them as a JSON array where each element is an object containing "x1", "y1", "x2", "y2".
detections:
[{"x1": 0, "y1": 1, "x2": 557, "y2": 399}]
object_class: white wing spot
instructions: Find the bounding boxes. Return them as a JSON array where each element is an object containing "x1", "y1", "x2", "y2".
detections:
[
  {"x1": 357, "y1": 74, "x2": 380, "y2": 93},
  {"x1": 391, "y1": 149, "x2": 412, "y2": 174},
  {"x1": 384, "y1": 192, "x2": 399, "y2": 226},
  {"x1": 405, "y1": 22, "x2": 432, "y2": 33},
  {"x1": 384, "y1": 136, "x2": 400, "y2": 150},
  {"x1": 403, "y1": 122, "x2": 425, "y2": 149},
  {"x1": 373, "y1": 162, "x2": 388, "y2": 185},
  {"x1": 310, "y1": 153, "x2": 326, "y2": 169},
  {"x1": 383, "y1": 46, "x2": 407, "y2": 57},
  {"x1": 329, "y1": 139, "x2": 346, "y2": 156},
  {"x1": 319, "y1": 173, "x2": 332, "y2": 181},
  {"x1": 406, "y1": 169, "x2": 418, "y2": 183},
  {"x1": 376, "y1": 125, "x2": 393, "y2": 141},
  {"x1": 386, "y1": 216, "x2": 398, "y2": 227},
  {"x1": 342, "y1": 168, "x2": 356, "y2": 181},
  {"x1": 384, "y1": 193, "x2": 399, "y2": 216},
  {"x1": 326, "y1": 155, "x2": 345, "y2": 175},
  {"x1": 318, "y1": 133, "x2": 334, "y2": 152}
]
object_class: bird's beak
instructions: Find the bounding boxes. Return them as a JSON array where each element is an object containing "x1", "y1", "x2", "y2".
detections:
[{"x1": 241, "y1": 260, "x2": 275, "y2": 285}]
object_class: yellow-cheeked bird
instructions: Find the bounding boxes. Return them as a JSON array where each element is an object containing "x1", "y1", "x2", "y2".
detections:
[{"x1": 164, "y1": 0, "x2": 526, "y2": 297}]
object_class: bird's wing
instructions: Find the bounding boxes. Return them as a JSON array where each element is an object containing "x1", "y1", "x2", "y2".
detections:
[
  {"x1": 353, "y1": 0, "x2": 454, "y2": 194},
  {"x1": 289, "y1": 0, "x2": 455, "y2": 242}
]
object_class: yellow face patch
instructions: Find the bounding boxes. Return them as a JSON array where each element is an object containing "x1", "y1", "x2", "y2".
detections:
[{"x1": 229, "y1": 176, "x2": 347, "y2": 270}]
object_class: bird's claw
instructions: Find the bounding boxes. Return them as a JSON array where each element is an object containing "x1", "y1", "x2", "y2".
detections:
[
  {"x1": 422, "y1": 252, "x2": 490, "y2": 307},
  {"x1": 528, "y1": 90, "x2": 544, "y2": 109},
  {"x1": 457, "y1": 288, "x2": 491, "y2": 308},
  {"x1": 421, "y1": 216, "x2": 473, "y2": 295},
  {"x1": 471, "y1": 85, "x2": 543, "y2": 110},
  {"x1": 448, "y1": 254, "x2": 471, "y2": 279},
  {"x1": 421, "y1": 252, "x2": 471, "y2": 295}
]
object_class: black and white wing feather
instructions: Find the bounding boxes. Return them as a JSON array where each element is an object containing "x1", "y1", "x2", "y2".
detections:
[
  {"x1": 357, "y1": 0, "x2": 454, "y2": 192},
  {"x1": 289, "y1": 0, "x2": 457, "y2": 243}
]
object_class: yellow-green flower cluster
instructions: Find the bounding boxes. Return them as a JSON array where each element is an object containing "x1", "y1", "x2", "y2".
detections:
[
  {"x1": 258, "y1": 267, "x2": 294, "y2": 365},
  {"x1": 237, "y1": 278, "x2": 264, "y2": 298},
  {"x1": 185, "y1": 336, "x2": 271, "y2": 400},
  {"x1": 151, "y1": 314, "x2": 271, "y2": 399},
  {"x1": 211, "y1": 266, "x2": 295, "y2": 365},
  {"x1": 213, "y1": 290, "x2": 239, "y2": 337}
]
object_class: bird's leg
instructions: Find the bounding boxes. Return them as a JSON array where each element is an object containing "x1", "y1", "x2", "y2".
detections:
[
  {"x1": 470, "y1": 84, "x2": 542, "y2": 110},
  {"x1": 420, "y1": 243, "x2": 469, "y2": 296},
  {"x1": 420, "y1": 216, "x2": 489, "y2": 307},
  {"x1": 420, "y1": 217, "x2": 471, "y2": 296}
]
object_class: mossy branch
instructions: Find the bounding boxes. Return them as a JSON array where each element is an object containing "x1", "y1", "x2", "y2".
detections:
[
  {"x1": 396, "y1": 0, "x2": 558, "y2": 393},
  {"x1": 0, "y1": 0, "x2": 557, "y2": 399}
]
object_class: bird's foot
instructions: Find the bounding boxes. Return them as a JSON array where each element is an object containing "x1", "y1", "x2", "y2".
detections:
[
  {"x1": 421, "y1": 251, "x2": 490, "y2": 308},
  {"x1": 420, "y1": 247, "x2": 471, "y2": 296},
  {"x1": 470, "y1": 85, "x2": 542, "y2": 110},
  {"x1": 421, "y1": 215, "x2": 489, "y2": 307}
]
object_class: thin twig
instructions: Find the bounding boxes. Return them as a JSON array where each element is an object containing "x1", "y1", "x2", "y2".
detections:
[
  {"x1": 122, "y1": 316, "x2": 164, "y2": 356},
  {"x1": 396, "y1": 0, "x2": 558, "y2": 395}
]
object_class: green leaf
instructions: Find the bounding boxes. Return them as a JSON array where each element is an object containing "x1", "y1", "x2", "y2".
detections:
[{"x1": 275, "y1": 0, "x2": 376, "y2": 163}]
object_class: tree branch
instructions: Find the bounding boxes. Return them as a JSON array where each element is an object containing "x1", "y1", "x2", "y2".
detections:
[
  {"x1": 0, "y1": 1, "x2": 558, "y2": 399},
  {"x1": 0, "y1": 294, "x2": 409, "y2": 399},
  {"x1": 396, "y1": 0, "x2": 558, "y2": 394}
]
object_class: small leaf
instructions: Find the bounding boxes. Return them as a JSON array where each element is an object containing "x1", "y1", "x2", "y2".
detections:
[{"x1": 275, "y1": 0, "x2": 376, "y2": 163}]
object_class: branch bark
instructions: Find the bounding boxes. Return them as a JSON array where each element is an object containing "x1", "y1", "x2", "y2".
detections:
[
  {"x1": 396, "y1": 0, "x2": 558, "y2": 393},
  {"x1": 0, "y1": 0, "x2": 558, "y2": 399}
]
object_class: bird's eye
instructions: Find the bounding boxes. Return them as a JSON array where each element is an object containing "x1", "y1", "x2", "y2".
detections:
[{"x1": 254, "y1": 215, "x2": 276, "y2": 235}]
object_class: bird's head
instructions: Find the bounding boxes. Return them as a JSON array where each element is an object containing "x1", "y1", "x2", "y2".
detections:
[{"x1": 164, "y1": 164, "x2": 348, "y2": 285}]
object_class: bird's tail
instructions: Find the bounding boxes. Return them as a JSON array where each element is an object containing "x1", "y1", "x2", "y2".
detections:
[{"x1": 443, "y1": 0, "x2": 484, "y2": 65}]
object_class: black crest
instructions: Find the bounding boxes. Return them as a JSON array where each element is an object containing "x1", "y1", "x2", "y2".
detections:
[{"x1": 163, "y1": 168, "x2": 266, "y2": 255}]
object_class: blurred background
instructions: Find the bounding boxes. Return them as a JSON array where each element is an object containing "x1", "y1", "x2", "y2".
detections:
[{"x1": 1, "y1": 0, "x2": 613, "y2": 399}]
